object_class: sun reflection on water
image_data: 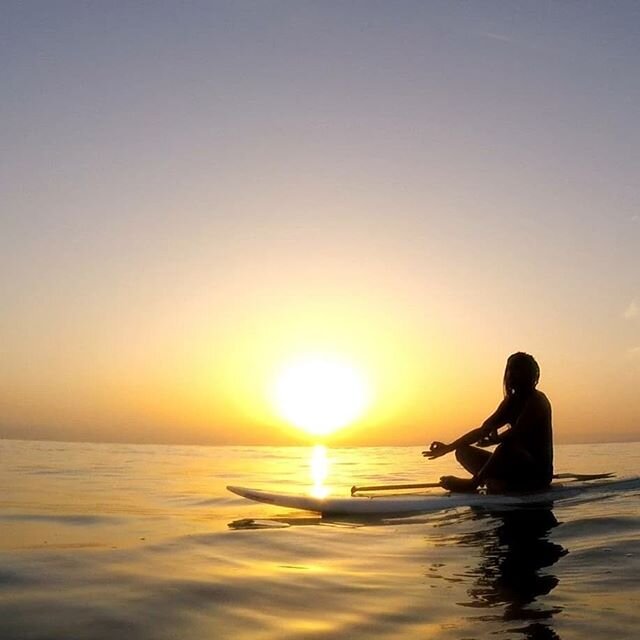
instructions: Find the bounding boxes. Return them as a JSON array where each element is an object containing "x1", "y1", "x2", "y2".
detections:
[{"x1": 309, "y1": 445, "x2": 330, "y2": 498}]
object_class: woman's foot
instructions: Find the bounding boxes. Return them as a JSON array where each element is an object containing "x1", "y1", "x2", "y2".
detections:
[{"x1": 440, "y1": 476, "x2": 479, "y2": 493}]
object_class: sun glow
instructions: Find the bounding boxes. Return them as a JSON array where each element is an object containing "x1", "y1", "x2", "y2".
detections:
[{"x1": 272, "y1": 354, "x2": 371, "y2": 436}]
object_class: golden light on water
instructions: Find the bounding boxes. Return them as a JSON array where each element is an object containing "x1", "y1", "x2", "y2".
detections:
[
  {"x1": 272, "y1": 354, "x2": 371, "y2": 437},
  {"x1": 309, "y1": 444, "x2": 330, "y2": 498}
]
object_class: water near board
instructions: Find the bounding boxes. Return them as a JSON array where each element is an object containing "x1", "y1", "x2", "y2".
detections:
[{"x1": 1, "y1": 440, "x2": 639, "y2": 640}]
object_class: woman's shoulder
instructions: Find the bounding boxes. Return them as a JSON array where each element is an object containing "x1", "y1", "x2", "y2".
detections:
[{"x1": 531, "y1": 389, "x2": 552, "y2": 412}]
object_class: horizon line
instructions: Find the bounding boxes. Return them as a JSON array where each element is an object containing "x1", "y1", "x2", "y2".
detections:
[{"x1": 1, "y1": 435, "x2": 639, "y2": 449}]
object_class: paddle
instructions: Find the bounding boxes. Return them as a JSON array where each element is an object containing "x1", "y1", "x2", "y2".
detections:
[
  {"x1": 350, "y1": 472, "x2": 614, "y2": 496},
  {"x1": 351, "y1": 482, "x2": 441, "y2": 495},
  {"x1": 552, "y1": 472, "x2": 614, "y2": 481}
]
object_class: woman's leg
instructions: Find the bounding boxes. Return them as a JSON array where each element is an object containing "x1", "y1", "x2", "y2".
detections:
[
  {"x1": 479, "y1": 443, "x2": 541, "y2": 493},
  {"x1": 455, "y1": 445, "x2": 492, "y2": 476},
  {"x1": 439, "y1": 445, "x2": 492, "y2": 492}
]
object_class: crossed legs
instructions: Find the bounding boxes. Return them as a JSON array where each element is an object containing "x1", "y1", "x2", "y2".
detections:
[{"x1": 443, "y1": 443, "x2": 542, "y2": 493}]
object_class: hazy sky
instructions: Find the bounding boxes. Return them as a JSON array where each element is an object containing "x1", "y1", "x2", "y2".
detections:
[{"x1": 2, "y1": 1, "x2": 639, "y2": 445}]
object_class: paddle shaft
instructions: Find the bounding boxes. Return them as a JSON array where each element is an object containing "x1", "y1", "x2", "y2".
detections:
[
  {"x1": 351, "y1": 482, "x2": 441, "y2": 495},
  {"x1": 350, "y1": 472, "x2": 614, "y2": 495}
]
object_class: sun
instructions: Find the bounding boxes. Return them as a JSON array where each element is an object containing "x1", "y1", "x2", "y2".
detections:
[{"x1": 272, "y1": 354, "x2": 371, "y2": 437}]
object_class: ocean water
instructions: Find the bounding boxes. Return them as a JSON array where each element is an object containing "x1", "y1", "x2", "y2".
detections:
[{"x1": 1, "y1": 440, "x2": 639, "y2": 640}]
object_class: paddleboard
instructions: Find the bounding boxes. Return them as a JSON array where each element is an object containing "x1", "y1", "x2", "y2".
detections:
[{"x1": 227, "y1": 476, "x2": 639, "y2": 516}]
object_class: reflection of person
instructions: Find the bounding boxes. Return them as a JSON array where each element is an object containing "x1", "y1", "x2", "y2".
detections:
[
  {"x1": 458, "y1": 506, "x2": 567, "y2": 640},
  {"x1": 423, "y1": 352, "x2": 553, "y2": 493}
]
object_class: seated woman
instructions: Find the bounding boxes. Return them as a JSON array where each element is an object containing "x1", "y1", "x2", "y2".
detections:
[{"x1": 423, "y1": 352, "x2": 553, "y2": 493}]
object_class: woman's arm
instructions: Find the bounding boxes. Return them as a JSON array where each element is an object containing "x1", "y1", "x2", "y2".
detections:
[
  {"x1": 423, "y1": 398, "x2": 512, "y2": 459},
  {"x1": 480, "y1": 397, "x2": 511, "y2": 432},
  {"x1": 422, "y1": 427, "x2": 484, "y2": 459}
]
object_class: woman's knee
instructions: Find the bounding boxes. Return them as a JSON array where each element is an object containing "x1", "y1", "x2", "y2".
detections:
[
  {"x1": 455, "y1": 445, "x2": 471, "y2": 465},
  {"x1": 455, "y1": 444, "x2": 489, "y2": 468}
]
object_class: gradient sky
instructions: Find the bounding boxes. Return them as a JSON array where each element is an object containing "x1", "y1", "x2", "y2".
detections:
[{"x1": 2, "y1": 1, "x2": 639, "y2": 445}]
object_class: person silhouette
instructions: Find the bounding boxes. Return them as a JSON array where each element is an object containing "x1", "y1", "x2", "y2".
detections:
[{"x1": 423, "y1": 352, "x2": 553, "y2": 493}]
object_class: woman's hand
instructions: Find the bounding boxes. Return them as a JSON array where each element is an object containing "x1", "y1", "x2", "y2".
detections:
[
  {"x1": 422, "y1": 441, "x2": 452, "y2": 459},
  {"x1": 477, "y1": 430, "x2": 500, "y2": 447},
  {"x1": 476, "y1": 429, "x2": 504, "y2": 447}
]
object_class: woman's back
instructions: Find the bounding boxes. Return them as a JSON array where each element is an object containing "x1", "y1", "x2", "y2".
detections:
[{"x1": 510, "y1": 390, "x2": 553, "y2": 484}]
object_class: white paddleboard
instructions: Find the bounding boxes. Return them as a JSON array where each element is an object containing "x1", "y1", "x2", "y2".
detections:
[{"x1": 227, "y1": 477, "x2": 639, "y2": 516}]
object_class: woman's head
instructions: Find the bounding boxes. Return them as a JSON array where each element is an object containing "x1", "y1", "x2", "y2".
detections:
[{"x1": 503, "y1": 352, "x2": 540, "y2": 396}]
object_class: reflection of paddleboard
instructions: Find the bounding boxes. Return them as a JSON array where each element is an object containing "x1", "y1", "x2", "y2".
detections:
[{"x1": 227, "y1": 477, "x2": 639, "y2": 516}]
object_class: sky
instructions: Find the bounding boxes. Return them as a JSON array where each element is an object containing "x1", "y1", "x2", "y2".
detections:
[{"x1": 2, "y1": 1, "x2": 639, "y2": 446}]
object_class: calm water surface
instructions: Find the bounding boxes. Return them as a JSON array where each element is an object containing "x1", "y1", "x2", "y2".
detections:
[{"x1": 1, "y1": 440, "x2": 639, "y2": 639}]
